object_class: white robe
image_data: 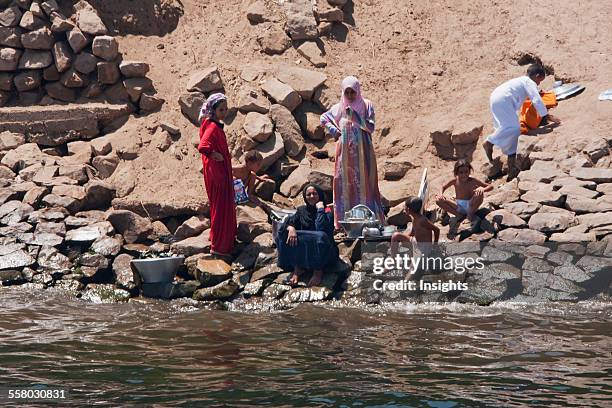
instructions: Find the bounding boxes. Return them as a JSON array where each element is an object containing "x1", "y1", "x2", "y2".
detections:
[{"x1": 486, "y1": 76, "x2": 548, "y2": 155}]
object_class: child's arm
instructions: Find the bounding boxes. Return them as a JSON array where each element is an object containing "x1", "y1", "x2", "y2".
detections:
[
  {"x1": 440, "y1": 179, "x2": 454, "y2": 194},
  {"x1": 473, "y1": 178, "x2": 493, "y2": 193},
  {"x1": 426, "y1": 219, "x2": 440, "y2": 243},
  {"x1": 246, "y1": 171, "x2": 257, "y2": 195}
]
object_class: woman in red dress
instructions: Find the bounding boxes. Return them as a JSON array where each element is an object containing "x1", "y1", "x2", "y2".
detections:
[{"x1": 197, "y1": 93, "x2": 236, "y2": 257}]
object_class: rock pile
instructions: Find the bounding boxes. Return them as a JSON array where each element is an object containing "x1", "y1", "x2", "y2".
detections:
[
  {"x1": 180, "y1": 64, "x2": 334, "y2": 200},
  {"x1": 248, "y1": 0, "x2": 349, "y2": 67},
  {"x1": 0, "y1": 0, "x2": 163, "y2": 111}
]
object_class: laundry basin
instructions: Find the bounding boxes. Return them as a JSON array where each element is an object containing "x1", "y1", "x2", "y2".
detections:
[{"x1": 130, "y1": 256, "x2": 184, "y2": 283}]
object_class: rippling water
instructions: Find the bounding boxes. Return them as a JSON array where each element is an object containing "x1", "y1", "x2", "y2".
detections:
[{"x1": 0, "y1": 286, "x2": 610, "y2": 407}]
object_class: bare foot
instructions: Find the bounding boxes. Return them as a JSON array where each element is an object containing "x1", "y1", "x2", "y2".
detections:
[
  {"x1": 289, "y1": 267, "x2": 305, "y2": 285},
  {"x1": 308, "y1": 270, "x2": 323, "y2": 287}
]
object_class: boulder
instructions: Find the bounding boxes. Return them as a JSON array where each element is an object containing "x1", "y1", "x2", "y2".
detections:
[
  {"x1": 269, "y1": 104, "x2": 304, "y2": 157},
  {"x1": 193, "y1": 279, "x2": 238, "y2": 301},
  {"x1": 497, "y1": 228, "x2": 546, "y2": 244},
  {"x1": 91, "y1": 234, "x2": 122, "y2": 256},
  {"x1": 483, "y1": 209, "x2": 527, "y2": 230},
  {"x1": 97, "y1": 61, "x2": 120, "y2": 84},
  {"x1": 528, "y1": 212, "x2": 571, "y2": 233},
  {"x1": 186, "y1": 66, "x2": 223, "y2": 93},
  {"x1": 549, "y1": 232, "x2": 597, "y2": 243},
  {"x1": 195, "y1": 257, "x2": 232, "y2": 287},
  {"x1": 243, "y1": 112, "x2": 273, "y2": 142},
  {"x1": 61, "y1": 67, "x2": 89, "y2": 88},
  {"x1": 255, "y1": 131, "x2": 285, "y2": 171},
  {"x1": 576, "y1": 212, "x2": 612, "y2": 229},
  {"x1": 49, "y1": 11, "x2": 74, "y2": 33},
  {"x1": 19, "y1": 10, "x2": 45, "y2": 31},
  {"x1": 18, "y1": 49, "x2": 52, "y2": 69},
  {"x1": 386, "y1": 202, "x2": 409, "y2": 226},
  {"x1": 246, "y1": 1, "x2": 269, "y2": 24},
  {"x1": 45, "y1": 82, "x2": 75, "y2": 101},
  {"x1": 106, "y1": 209, "x2": 153, "y2": 244},
  {"x1": 379, "y1": 181, "x2": 414, "y2": 207},
  {"x1": 262, "y1": 78, "x2": 301, "y2": 111},
  {"x1": 382, "y1": 158, "x2": 413, "y2": 181},
  {"x1": 13, "y1": 70, "x2": 41, "y2": 91},
  {"x1": 558, "y1": 184, "x2": 599, "y2": 200},
  {"x1": 179, "y1": 92, "x2": 205, "y2": 125},
  {"x1": 123, "y1": 77, "x2": 153, "y2": 103},
  {"x1": 0, "y1": 131, "x2": 26, "y2": 151},
  {"x1": 0, "y1": 27, "x2": 22, "y2": 48},
  {"x1": 119, "y1": 60, "x2": 150, "y2": 78},
  {"x1": 565, "y1": 196, "x2": 612, "y2": 214},
  {"x1": 73, "y1": 52, "x2": 98, "y2": 74},
  {"x1": 316, "y1": 6, "x2": 344, "y2": 22},
  {"x1": 256, "y1": 23, "x2": 291, "y2": 55},
  {"x1": 75, "y1": 0, "x2": 107, "y2": 35},
  {"x1": 0, "y1": 249, "x2": 34, "y2": 270},
  {"x1": 91, "y1": 153, "x2": 119, "y2": 179},
  {"x1": 276, "y1": 66, "x2": 327, "y2": 100},
  {"x1": 297, "y1": 41, "x2": 326, "y2": 67},
  {"x1": 283, "y1": 0, "x2": 319, "y2": 40},
  {"x1": 237, "y1": 88, "x2": 270, "y2": 114},
  {"x1": 174, "y1": 215, "x2": 210, "y2": 241},
  {"x1": 67, "y1": 27, "x2": 90, "y2": 53},
  {"x1": 21, "y1": 26, "x2": 54, "y2": 50},
  {"x1": 91, "y1": 35, "x2": 118, "y2": 61},
  {"x1": 0, "y1": 201, "x2": 34, "y2": 225},
  {"x1": 0, "y1": 6, "x2": 22, "y2": 27},
  {"x1": 0, "y1": 47, "x2": 21, "y2": 71},
  {"x1": 280, "y1": 159, "x2": 310, "y2": 197},
  {"x1": 0, "y1": 72, "x2": 13, "y2": 91},
  {"x1": 112, "y1": 253, "x2": 135, "y2": 291},
  {"x1": 596, "y1": 183, "x2": 612, "y2": 195},
  {"x1": 64, "y1": 221, "x2": 113, "y2": 242},
  {"x1": 570, "y1": 168, "x2": 612, "y2": 183},
  {"x1": 501, "y1": 201, "x2": 540, "y2": 219},
  {"x1": 170, "y1": 230, "x2": 210, "y2": 257},
  {"x1": 521, "y1": 190, "x2": 565, "y2": 207},
  {"x1": 236, "y1": 204, "x2": 270, "y2": 242},
  {"x1": 41, "y1": 0, "x2": 60, "y2": 15}
]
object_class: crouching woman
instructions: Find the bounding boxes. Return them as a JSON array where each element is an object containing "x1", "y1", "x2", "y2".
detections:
[{"x1": 276, "y1": 184, "x2": 339, "y2": 287}]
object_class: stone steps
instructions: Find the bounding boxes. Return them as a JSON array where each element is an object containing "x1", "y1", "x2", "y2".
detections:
[{"x1": 0, "y1": 103, "x2": 133, "y2": 146}]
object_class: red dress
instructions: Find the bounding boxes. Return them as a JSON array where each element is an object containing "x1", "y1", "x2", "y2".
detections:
[{"x1": 198, "y1": 118, "x2": 236, "y2": 255}]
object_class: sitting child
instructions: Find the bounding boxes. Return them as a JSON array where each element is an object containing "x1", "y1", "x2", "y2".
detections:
[
  {"x1": 232, "y1": 151, "x2": 271, "y2": 206},
  {"x1": 391, "y1": 196, "x2": 440, "y2": 257},
  {"x1": 435, "y1": 159, "x2": 493, "y2": 223}
]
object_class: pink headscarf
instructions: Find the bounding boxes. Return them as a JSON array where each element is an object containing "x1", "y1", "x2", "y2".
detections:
[{"x1": 331, "y1": 76, "x2": 367, "y2": 124}]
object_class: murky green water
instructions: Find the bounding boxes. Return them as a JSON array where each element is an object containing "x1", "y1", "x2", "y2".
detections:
[{"x1": 0, "y1": 286, "x2": 610, "y2": 407}]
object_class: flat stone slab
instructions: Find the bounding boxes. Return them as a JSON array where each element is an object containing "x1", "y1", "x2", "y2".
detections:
[{"x1": 0, "y1": 103, "x2": 132, "y2": 146}]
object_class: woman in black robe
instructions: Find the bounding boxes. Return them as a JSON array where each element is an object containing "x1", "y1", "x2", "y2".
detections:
[{"x1": 276, "y1": 184, "x2": 338, "y2": 286}]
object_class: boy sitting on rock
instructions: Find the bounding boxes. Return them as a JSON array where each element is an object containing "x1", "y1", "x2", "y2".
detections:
[
  {"x1": 232, "y1": 150, "x2": 271, "y2": 206},
  {"x1": 435, "y1": 159, "x2": 493, "y2": 226},
  {"x1": 391, "y1": 196, "x2": 440, "y2": 255}
]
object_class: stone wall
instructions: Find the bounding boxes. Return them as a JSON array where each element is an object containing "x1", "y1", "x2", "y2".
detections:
[{"x1": 0, "y1": 0, "x2": 163, "y2": 111}]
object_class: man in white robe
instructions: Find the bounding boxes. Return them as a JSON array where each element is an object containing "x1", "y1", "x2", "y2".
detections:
[{"x1": 482, "y1": 64, "x2": 560, "y2": 179}]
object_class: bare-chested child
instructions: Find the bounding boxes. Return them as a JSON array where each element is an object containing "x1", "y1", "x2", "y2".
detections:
[
  {"x1": 391, "y1": 196, "x2": 440, "y2": 257},
  {"x1": 435, "y1": 159, "x2": 493, "y2": 223},
  {"x1": 232, "y1": 151, "x2": 271, "y2": 206}
]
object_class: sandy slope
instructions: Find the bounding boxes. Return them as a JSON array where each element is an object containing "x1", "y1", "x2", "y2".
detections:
[{"x1": 93, "y1": 0, "x2": 612, "y2": 210}]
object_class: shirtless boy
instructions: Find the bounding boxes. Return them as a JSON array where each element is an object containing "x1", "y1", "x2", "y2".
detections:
[{"x1": 435, "y1": 159, "x2": 493, "y2": 222}]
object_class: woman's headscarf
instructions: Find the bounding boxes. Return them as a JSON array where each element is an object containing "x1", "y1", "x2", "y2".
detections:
[
  {"x1": 293, "y1": 183, "x2": 326, "y2": 231},
  {"x1": 330, "y1": 76, "x2": 367, "y2": 124},
  {"x1": 199, "y1": 93, "x2": 227, "y2": 122}
]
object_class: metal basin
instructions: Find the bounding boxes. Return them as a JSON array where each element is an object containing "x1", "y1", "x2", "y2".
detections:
[
  {"x1": 130, "y1": 256, "x2": 184, "y2": 284},
  {"x1": 339, "y1": 220, "x2": 367, "y2": 238}
]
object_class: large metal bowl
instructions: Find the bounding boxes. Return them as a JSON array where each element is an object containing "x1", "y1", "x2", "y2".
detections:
[
  {"x1": 339, "y1": 220, "x2": 367, "y2": 238},
  {"x1": 130, "y1": 256, "x2": 185, "y2": 284}
]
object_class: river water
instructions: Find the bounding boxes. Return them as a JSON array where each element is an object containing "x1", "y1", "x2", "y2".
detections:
[{"x1": 0, "y1": 286, "x2": 610, "y2": 407}]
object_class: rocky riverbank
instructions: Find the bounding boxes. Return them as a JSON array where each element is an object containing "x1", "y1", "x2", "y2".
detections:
[{"x1": 1, "y1": 0, "x2": 611, "y2": 310}]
